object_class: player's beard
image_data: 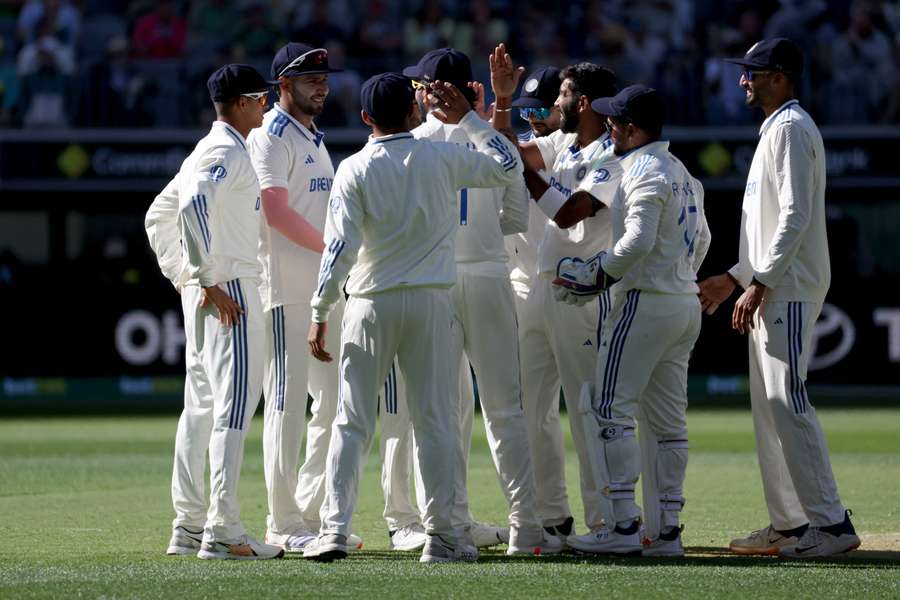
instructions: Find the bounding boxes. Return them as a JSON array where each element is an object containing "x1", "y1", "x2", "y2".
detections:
[
  {"x1": 294, "y1": 94, "x2": 325, "y2": 116},
  {"x1": 559, "y1": 100, "x2": 579, "y2": 133}
]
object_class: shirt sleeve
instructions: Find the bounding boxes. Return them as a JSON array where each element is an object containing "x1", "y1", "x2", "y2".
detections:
[
  {"x1": 691, "y1": 177, "x2": 712, "y2": 273},
  {"x1": 601, "y1": 174, "x2": 667, "y2": 280},
  {"x1": 310, "y1": 161, "x2": 364, "y2": 323},
  {"x1": 752, "y1": 122, "x2": 816, "y2": 288},
  {"x1": 177, "y1": 146, "x2": 236, "y2": 287},
  {"x1": 498, "y1": 176, "x2": 529, "y2": 235},
  {"x1": 145, "y1": 172, "x2": 183, "y2": 289},
  {"x1": 248, "y1": 129, "x2": 290, "y2": 190},
  {"x1": 576, "y1": 155, "x2": 620, "y2": 208},
  {"x1": 449, "y1": 112, "x2": 523, "y2": 189}
]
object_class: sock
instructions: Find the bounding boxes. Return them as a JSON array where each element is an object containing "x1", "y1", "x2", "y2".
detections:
[
  {"x1": 614, "y1": 520, "x2": 640, "y2": 535},
  {"x1": 775, "y1": 523, "x2": 809, "y2": 539},
  {"x1": 820, "y1": 511, "x2": 855, "y2": 537},
  {"x1": 659, "y1": 526, "x2": 680, "y2": 541}
]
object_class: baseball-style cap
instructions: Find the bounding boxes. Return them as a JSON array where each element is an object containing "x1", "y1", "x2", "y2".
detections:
[
  {"x1": 591, "y1": 84, "x2": 665, "y2": 132},
  {"x1": 271, "y1": 42, "x2": 342, "y2": 79},
  {"x1": 207, "y1": 64, "x2": 276, "y2": 101},
  {"x1": 360, "y1": 72, "x2": 415, "y2": 125},
  {"x1": 724, "y1": 38, "x2": 804, "y2": 75},
  {"x1": 402, "y1": 48, "x2": 472, "y2": 89},
  {"x1": 512, "y1": 67, "x2": 562, "y2": 108}
]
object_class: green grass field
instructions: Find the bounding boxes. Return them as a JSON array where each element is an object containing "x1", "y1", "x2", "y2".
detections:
[{"x1": 1, "y1": 408, "x2": 898, "y2": 599}]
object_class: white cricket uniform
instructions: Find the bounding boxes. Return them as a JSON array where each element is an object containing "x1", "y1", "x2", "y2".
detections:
[
  {"x1": 518, "y1": 131, "x2": 618, "y2": 530},
  {"x1": 379, "y1": 112, "x2": 540, "y2": 534},
  {"x1": 728, "y1": 100, "x2": 844, "y2": 529},
  {"x1": 311, "y1": 112, "x2": 523, "y2": 541},
  {"x1": 583, "y1": 140, "x2": 710, "y2": 535},
  {"x1": 145, "y1": 120, "x2": 264, "y2": 543},
  {"x1": 248, "y1": 105, "x2": 343, "y2": 536}
]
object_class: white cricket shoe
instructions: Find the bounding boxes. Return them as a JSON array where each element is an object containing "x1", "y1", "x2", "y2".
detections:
[
  {"x1": 729, "y1": 525, "x2": 802, "y2": 556},
  {"x1": 506, "y1": 527, "x2": 565, "y2": 556},
  {"x1": 197, "y1": 535, "x2": 284, "y2": 560},
  {"x1": 389, "y1": 523, "x2": 428, "y2": 551},
  {"x1": 470, "y1": 521, "x2": 509, "y2": 548},
  {"x1": 567, "y1": 526, "x2": 642, "y2": 556},
  {"x1": 642, "y1": 527, "x2": 684, "y2": 558},
  {"x1": 265, "y1": 526, "x2": 317, "y2": 553},
  {"x1": 419, "y1": 535, "x2": 458, "y2": 563},
  {"x1": 166, "y1": 526, "x2": 203, "y2": 556},
  {"x1": 303, "y1": 533, "x2": 349, "y2": 562},
  {"x1": 347, "y1": 533, "x2": 364, "y2": 551},
  {"x1": 779, "y1": 513, "x2": 860, "y2": 559}
]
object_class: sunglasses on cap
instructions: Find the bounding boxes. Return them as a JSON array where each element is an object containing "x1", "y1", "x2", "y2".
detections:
[
  {"x1": 411, "y1": 79, "x2": 431, "y2": 91},
  {"x1": 519, "y1": 107, "x2": 552, "y2": 121},
  {"x1": 278, "y1": 48, "x2": 328, "y2": 78},
  {"x1": 241, "y1": 90, "x2": 269, "y2": 103}
]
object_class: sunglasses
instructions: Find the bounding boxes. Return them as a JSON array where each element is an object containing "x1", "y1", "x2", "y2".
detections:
[
  {"x1": 411, "y1": 79, "x2": 431, "y2": 91},
  {"x1": 519, "y1": 107, "x2": 552, "y2": 121},
  {"x1": 241, "y1": 90, "x2": 269, "y2": 103},
  {"x1": 741, "y1": 69, "x2": 772, "y2": 81},
  {"x1": 278, "y1": 48, "x2": 328, "y2": 78}
]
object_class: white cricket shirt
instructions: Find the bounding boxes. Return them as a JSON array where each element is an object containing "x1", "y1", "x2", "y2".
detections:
[
  {"x1": 248, "y1": 104, "x2": 335, "y2": 311},
  {"x1": 598, "y1": 140, "x2": 710, "y2": 295},
  {"x1": 310, "y1": 111, "x2": 523, "y2": 323},
  {"x1": 728, "y1": 100, "x2": 830, "y2": 303}
]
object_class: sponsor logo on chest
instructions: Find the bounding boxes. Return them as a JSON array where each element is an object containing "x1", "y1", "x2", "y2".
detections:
[{"x1": 309, "y1": 177, "x2": 333, "y2": 192}]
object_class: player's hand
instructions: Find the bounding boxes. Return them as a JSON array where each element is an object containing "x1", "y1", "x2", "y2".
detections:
[
  {"x1": 731, "y1": 280, "x2": 766, "y2": 334},
  {"x1": 488, "y1": 43, "x2": 525, "y2": 99},
  {"x1": 201, "y1": 285, "x2": 243, "y2": 327},
  {"x1": 428, "y1": 80, "x2": 471, "y2": 124},
  {"x1": 698, "y1": 273, "x2": 737, "y2": 315},
  {"x1": 469, "y1": 81, "x2": 493, "y2": 121},
  {"x1": 308, "y1": 321, "x2": 332, "y2": 362}
]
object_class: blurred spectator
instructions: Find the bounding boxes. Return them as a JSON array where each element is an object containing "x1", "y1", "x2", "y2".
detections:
[
  {"x1": 16, "y1": 0, "x2": 80, "y2": 47},
  {"x1": 295, "y1": 2, "x2": 347, "y2": 48},
  {"x1": 187, "y1": 0, "x2": 241, "y2": 52},
  {"x1": 316, "y1": 40, "x2": 361, "y2": 127},
  {"x1": 0, "y1": 37, "x2": 19, "y2": 125},
  {"x1": 452, "y1": 1, "x2": 508, "y2": 62},
  {"x1": 78, "y1": 35, "x2": 155, "y2": 126},
  {"x1": 236, "y1": 2, "x2": 283, "y2": 60},
  {"x1": 17, "y1": 16, "x2": 74, "y2": 126},
  {"x1": 17, "y1": 15, "x2": 72, "y2": 76},
  {"x1": 403, "y1": 0, "x2": 455, "y2": 60},
  {"x1": 131, "y1": 0, "x2": 186, "y2": 59},
  {"x1": 829, "y1": 1, "x2": 894, "y2": 122},
  {"x1": 352, "y1": 0, "x2": 403, "y2": 59}
]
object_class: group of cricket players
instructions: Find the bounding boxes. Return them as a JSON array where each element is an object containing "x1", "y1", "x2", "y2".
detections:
[{"x1": 145, "y1": 35, "x2": 862, "y2": 563}]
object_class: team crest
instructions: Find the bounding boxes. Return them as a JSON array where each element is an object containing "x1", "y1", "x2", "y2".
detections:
[
  {"x1": 329, "y1": 195, "x2": 341, "y2": 214},
  {"x1": 592, "y1": 168, "x2": 610, "y2": 183},
  {"x1": 576, "y1": 166, "x2": 587, "y2": 181},
  {"x1": 524, "y1": 78, "x2": 539, "y2": 93},
  {"x1": 210, "y1": 165, "x2": 227, "y2": 181}
]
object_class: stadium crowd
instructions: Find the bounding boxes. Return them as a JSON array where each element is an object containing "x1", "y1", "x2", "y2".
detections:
[{"x1": 1, "y1": 0, "x2": 900, "y2": 128}]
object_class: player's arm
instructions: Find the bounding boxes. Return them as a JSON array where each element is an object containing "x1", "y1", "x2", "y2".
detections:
[
  {"x1": 498, "y1": 176, "x2": 529, "y2": 235},
  {"x1": 145, "y1": 172, "x2": 183, "y2": 290},
  {"x1": 249, "y1": 129, "x2": 325, "y2": 253},
  {"x1": 488, "y1": 43, "x2": 545, "y2": 172},
  {"x1": 600, "y1": 175, "x2": 665, "y2": 280},
  {"x1": 691, "y1": 178, "x2": 712, "y2": 272},
  {"x1": 309, "y1": 162, "x2": 365, "y2": 361},
  {"x1": 544, "y1": 156, "x2": 618, "y2": 228},
  {"x1": 752, "y1": 123, "x2": 815, "y2": 288}
]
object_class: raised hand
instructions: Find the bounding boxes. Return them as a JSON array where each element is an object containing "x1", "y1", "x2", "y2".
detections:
[
  {"x1": 427, "y1": 80, "x2": 472, "y2": 124},
  {"x1": 469, "y1": 81, "x2": 494, "y2": 121},
  {"x1": 489, "y1": 43, "x2": 525, "y2": 99}
]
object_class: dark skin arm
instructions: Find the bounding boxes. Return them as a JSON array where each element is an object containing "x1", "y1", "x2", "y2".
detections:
[{"x1": 524, "y1": 167, "x2": 603, "y2": 229}]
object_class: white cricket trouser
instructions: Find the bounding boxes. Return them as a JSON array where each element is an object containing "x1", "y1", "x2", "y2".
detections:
[
  {"x1": 517, "y1": 274, "x2": 609, "y2": 530},
  {"x1": 446, "y1": 266, "x2": 541, "y2": 531},
  {"x1": 320, "y1": 288, "x2": 458, "y2": 541},
  {"x1": 749, "y1": 300, "x2": 845, "y2": 529},
  {"x1": 594, "y1": 291, "x2": 700, "y2": 530},
  {"x1": 262, "y1": 297, "x2": 342, "y2": 535},
  {"x1": 379, "y1": 363, "x2": 426, "y2": 531},
  {"x1": 171, "y1": 279, "x2": 264, "y2": 542}
]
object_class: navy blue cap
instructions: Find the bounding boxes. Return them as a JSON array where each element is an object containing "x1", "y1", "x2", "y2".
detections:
[
  {"x1": 724, "y1": 38, "x2": 803, "y2": 75},
  {"x1": 402, "y1": 48, "x2": 472, "y2": 89},
  {"x1": 272, "y1": 43, "x2": 342, "y2": 79},
  {"x1": 591, "y1": 84, "x2": 664, "y2": 132},
  {"x1": 513, "y1": 67, "x2": 562, "y2": 108},
  {"x1": 207, "y1": 64, "x2": 276, "y2": 101},
  {"x1": 361, "y1": 72, "x2": 414, "y2": 125}
]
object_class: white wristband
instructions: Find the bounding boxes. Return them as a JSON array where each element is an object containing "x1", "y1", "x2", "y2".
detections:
[{"x1": 535, "y1": 186, "x2": 567, "y2": 219}]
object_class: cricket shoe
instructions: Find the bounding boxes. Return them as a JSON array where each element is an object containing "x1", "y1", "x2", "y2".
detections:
[
  {"x1": 543, "y1": 516, "x2": 575, "y2": 547},
  {"x1": 455, "y1": 529, "x2": 480, "y2": 561},
  {"x1": 506, "y1": 526, "x2": 565, "y2": 556},
  {"x1": 642, "y1": 525, "x2": 684, "y2": 558},
  {"x1": 779, "y1": 511, "x2": 860, "y2": 559},
  {"x1": 470, "y1": 521, "x2": 509, "y2": 548},
  {"x1": 197, "y1": 535, "x2": 284, "y2": 560},
  {"x1": 729, "y1": 524, "x2": 807, "y2": 556},
  {"x1": 303, "y1": 533, "x2": 349, "y2": 562},
  {"x1": 567, "y1": 521, "x2": 642, "y2": 556},
  {"x1": 265, "y1": 526, "x2": 317, "y2": 553},
  {"x1": 389, "y1": 523, "x2": 428, "y2": 551},
  {"x1": 166, "y1": 525, "x2": 203, "y2": 556},
  {"x1": 419, "y1": 534, "x2": 477, "y2": 563}
]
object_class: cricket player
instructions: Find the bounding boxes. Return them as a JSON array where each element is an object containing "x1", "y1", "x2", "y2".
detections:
[
  {"x1": 145, "y1": 64, "x2": 283, "y2": 560},
  {"x1": 302, "y1": 73, "x2": 523, "y2": 563},
  {"x1": 247, "y1": 42, "x2": 360, "y2": 553},
  {"x1": 395, "y1": 47, "x2": 561, "y2": 556},
  {"x1": 490, "y1": 45, "x2": 618, "y2": 543},
  {"x1": 699, "y1": 38, "x2": 859, "y2": 558},
  {"x1": 554, "y1": 85, "x2": 710, "y2": 557}
]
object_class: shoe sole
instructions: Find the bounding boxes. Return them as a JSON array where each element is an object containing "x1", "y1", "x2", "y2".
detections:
[
  {"x1": 197, "y1": 549, "x2": 285, "y2": 560},
  {"x1": 569, "y1": 545, "x2": 642, "y2": 556},
  {"x1": 166, "y1": 545, "x2": 199, "y2": 556},
  {"x1": 419, "y1": 555, "x2": 454, "y2": 563},
  {"x1": 390, "y1": 542, "x2": 427, "y2": 552},
  {"x1": 729, "y1": 543, "x2": 781, "y2": 556},
  {"x1": 305, "y1": 546, "x2": 348, "y2": 562},
  {"x1": 506, "y1": 546, "x2": 564, "y2": 556},
  {"x1": 780, "y1": 539, "x2": 861, "y2": 559}
]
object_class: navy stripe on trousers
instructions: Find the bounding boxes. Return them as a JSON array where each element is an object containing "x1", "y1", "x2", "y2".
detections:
[
  {"x1": 227, "y1": 280, "x2": 249, "y2": 430},
  {"x1": 271, "y1": 306, "x2": 286, "y2": 411},
  {"x1": 788, "y1": 302, "x2": 809, "y2": 414},
  {"x1": 599, "y1": 290, "x2": 640, "y2": 420},
  {"x1": 596, "y1": 289, "x2": 611, "y2": 349},
  {"x1": 383, "y1": 362, "x2": 397, "y2": 414}
]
